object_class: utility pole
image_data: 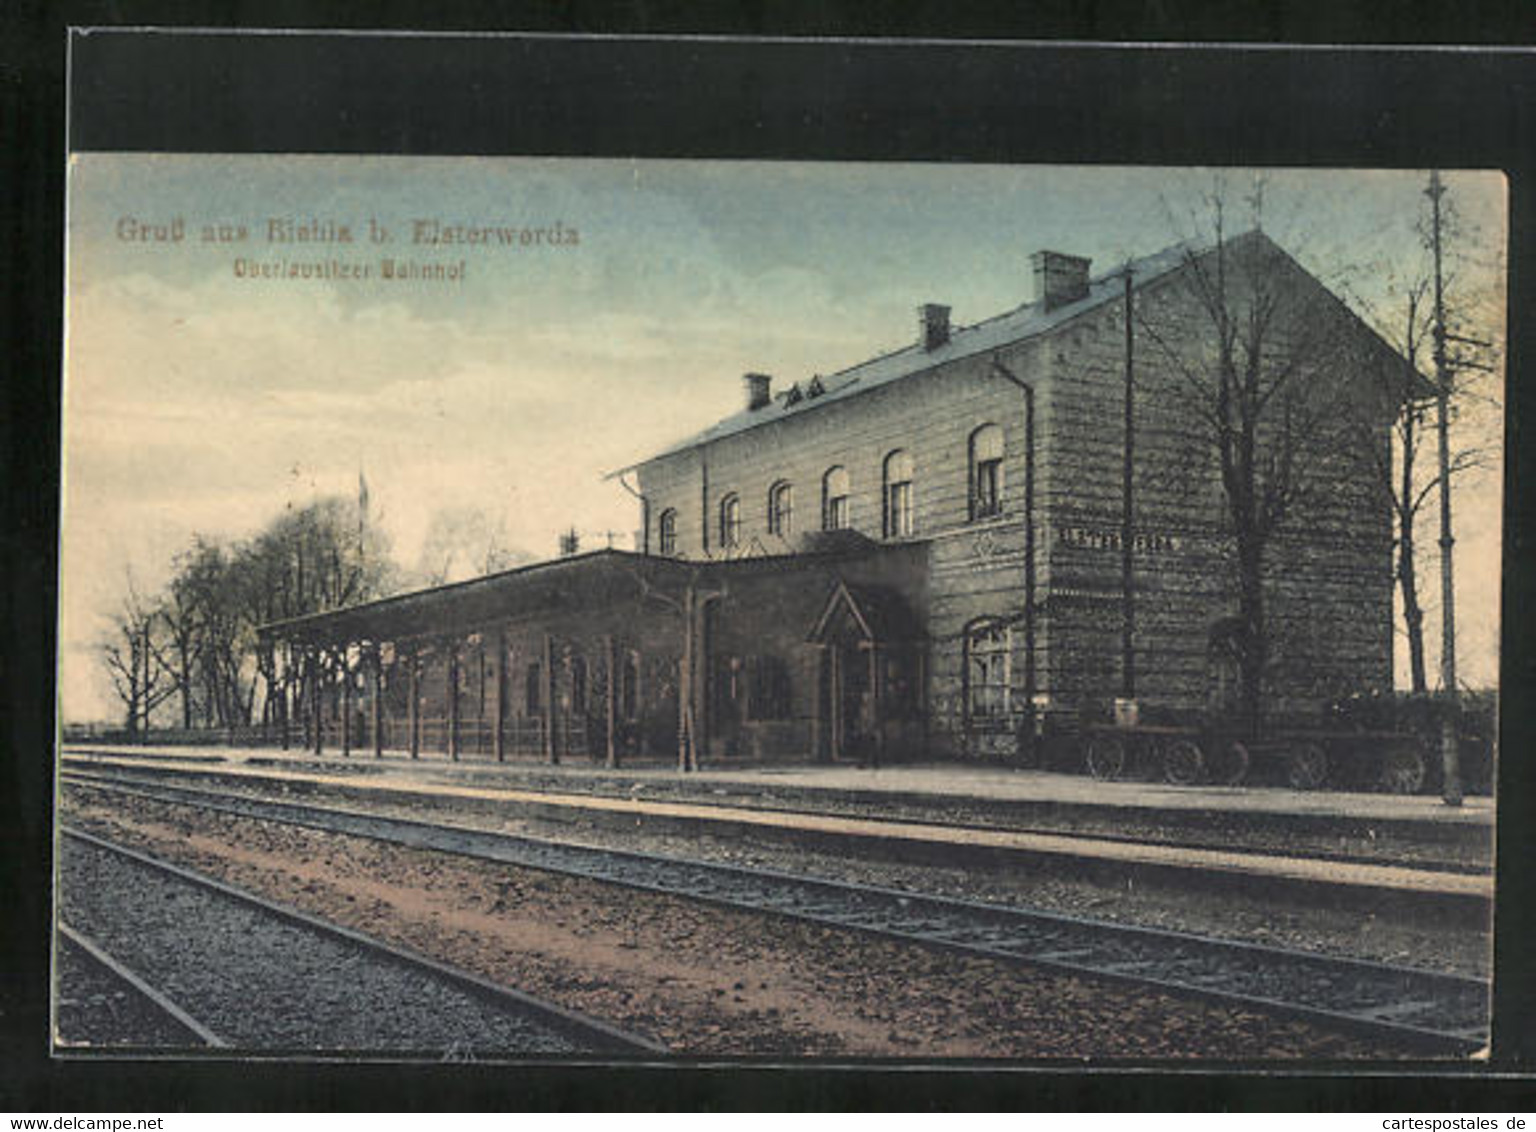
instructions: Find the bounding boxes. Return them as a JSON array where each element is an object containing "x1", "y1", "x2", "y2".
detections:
[
  {"x1": 1120, "y1": 265, "x2": 1137, "y2": 707},
  {"x1": 1426, "y1": 169, "x2": 1463, "y2": 806}
]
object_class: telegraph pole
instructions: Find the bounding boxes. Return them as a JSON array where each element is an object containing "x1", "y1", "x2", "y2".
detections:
[
  {"x1": 1426, "y1": 169, "x2": 1463, "y2": 806},
  {"x1": 1120, "y1": 265, "x2": 1137, "y2": 705}
]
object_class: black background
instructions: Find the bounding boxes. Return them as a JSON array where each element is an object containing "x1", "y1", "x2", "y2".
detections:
[{"x1": 5, "y1": 4, "x2": 1536, "y2": 1113}]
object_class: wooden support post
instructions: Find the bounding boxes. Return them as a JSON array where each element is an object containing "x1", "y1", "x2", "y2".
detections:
[
  {"x1": 678, "y1": 587, "x2": 693, "y2": 772},
  {"x1": 493, "y1": 628, "x2": 506, "y2": 764},
  {"x1": 311, "y1": 647, "x2": 324, "y2": 756},
  {"x1": 407, "y1": 646, "x2": 420, "y2": 760},
  {"x1": 279, "y1": 653, "x2": 291, "y2": 751},
  {"x1": 300, "y1": 652, "x2": 311, "y2": 752},
  {"x1": 543, "y1": 632, "x2": 557, "y2": 765},
  {"x1": 372, "y1": 645, "x2": 384, "y2": 759},
  {"x1": 868, "y1": 643, "x2": 882, "y2": 769},
  {"x1": 341, "y1": 647, "x2": 352, "y2": 758},
  {"x1": 605, "y1": 634, "x2": 619, "y2": 769},
  {"x1": 829, "y1": 648, "x2": 842, "y2": 762},
  {"x1": 810, "y1": 645, "x2": 825, "y2": 763},
  {"x1": 447, "y1": 640, "x2": 460, "y2": 762}
]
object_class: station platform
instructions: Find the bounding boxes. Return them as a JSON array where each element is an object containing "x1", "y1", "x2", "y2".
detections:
[
  {"x1": 59, "y1": 741, "x2": 1494, "y2": 830},
  {"x1": 59, "y1": 743, "x2": 1496, "y2": 919}
]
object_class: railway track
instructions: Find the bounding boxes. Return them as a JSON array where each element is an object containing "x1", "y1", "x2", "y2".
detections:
[
  {"x1": 57, "y1": 824, "x2": 664, "y2": 1057},
  {"x1": 56, "y1": 925, "x2": 228, "y2": 1049},
  {"x1": 62, "y1": 768, "x2": 1491, "y2": 1056}
]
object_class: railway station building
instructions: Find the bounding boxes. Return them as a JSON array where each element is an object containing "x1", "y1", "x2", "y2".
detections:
[{"x1": 261, "y1": 230, "x2": 1405, "y2": 766}]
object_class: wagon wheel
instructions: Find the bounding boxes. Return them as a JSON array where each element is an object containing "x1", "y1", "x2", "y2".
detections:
[
  {"x1": 1162, "y1": 739, "x2": 1206, "y2": 786},
  {"x1": 1378, "y1": 740, "x2": 1428, "y2": 795},
  {"x1": 1286, "y1": 741, "x2": 1329, "y2": 790},
  {"x1": 1085, "y1": 735, "x2": 1127, "y2": 781},
  {"x1": 1216, "y1": 739, "x2": 1251, "y2": 786}
]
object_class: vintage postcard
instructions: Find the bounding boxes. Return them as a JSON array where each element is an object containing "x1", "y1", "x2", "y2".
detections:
[{"x1": 55, "y1": 149, "x2": 1506, "y2": 1063}]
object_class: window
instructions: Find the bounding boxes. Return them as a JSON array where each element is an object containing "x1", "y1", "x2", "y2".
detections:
[
  {"x1": 822, "y1": 466, "x2": 850, "y2": 531},
  {"x1": 768, "y1": 481, "x2": 794, "y2": 537},
  {"x1": 719, "y1": 494, "x2": 742, "y2": 549},
  {"x1": 570, "y1": 656, "x2": 588, "y2": 714},
  {"x1": 883, "y1": 450, "x2": 914, "y2": 538},
  {"x1": 525, "y1": 662, "x2": 542, "y2": 715},
  {"x1": 658, "y1": 509, "x2": 678, "y2": 556},
  {"x1": 966, "y1": 621, "x2": 1012, "y2": 719},
  {"x1": 970, "y1": 424, "x2": 1005, "y2": 519},
  {"x1": 620, "y1": 651, "x2": 640, "y2": 721},
  {"x1": 746, "y1": 655, "x2": 792, "y2": 720}
]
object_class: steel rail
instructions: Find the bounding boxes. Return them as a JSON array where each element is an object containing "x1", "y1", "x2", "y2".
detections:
[
  {"x1": 63, "y1": 770, "x2": 1490, "y2": 1056},
  {"x1": 59, "y1": 824, "x2": 667, "y2": 1057},
  {"x1": 58, "y1": 921, "x2": 229, "y2": 1048},
  {"x1": 59, "y1": 753, "x2": 1491, "y2": 877}
]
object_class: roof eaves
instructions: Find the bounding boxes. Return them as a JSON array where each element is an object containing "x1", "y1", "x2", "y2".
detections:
[
  {"x1": 257, "y1": 547, "x2": 646, "y2": 636},
  {"x1": 622, "y1": 235, "x2": 1214, "y2": 471}
]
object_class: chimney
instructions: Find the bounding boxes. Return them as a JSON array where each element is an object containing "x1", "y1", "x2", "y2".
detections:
[
  {"x1": 1031, "y1": 250, "x2": 1093, "y2": 310},
  {"x1": 918, "y1": 303, "x2": 951, "y2": 351},
  {"x1": 743, "y1": 372, "x2": 773, "y2": 411}
]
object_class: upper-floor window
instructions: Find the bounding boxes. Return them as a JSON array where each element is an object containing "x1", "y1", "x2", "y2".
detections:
[
  {"x1": 970, "y1": 423, "x2": 1005, "y2": 520},
  {"x1": 883, "y1": 449, "x2": 914, "y2": 538},
  {"x1": 822, "y1": 466, "x2": 850, "y2": 531},
  {"x1": 658, "y1": 508, "x2": 678, "y2": 556},
  {"x1": 768, "y1": 481, "x2": 794, "y2": 537},
  {"x1": 719, "y1": 493, "x2": 742, "y2": 549}
]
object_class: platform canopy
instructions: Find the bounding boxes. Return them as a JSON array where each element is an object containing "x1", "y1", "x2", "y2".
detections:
[{"x1": 257, "y1": 549, "x2": 698, "y2": 647}]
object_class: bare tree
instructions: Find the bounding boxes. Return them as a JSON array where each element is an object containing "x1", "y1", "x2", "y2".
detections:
[
  {"x1": 1139, "y1": 197, "x2": 1390, "y2": 727},
  {"x1": 150, "y1": 554, "x2": 206, "y2": 729},
  {"x1": 98, "y1": 572, "x2": 177, "y2": 737},
  {"x1": 1339, "y1": 178, "x2": 1501, "y2": 700},
  {"x1": 1348, "y1": 284, "x2": 1491, "y2": 695},
  {"x1": 415, "y1": 504, "x2": 532, "y2": 586}
]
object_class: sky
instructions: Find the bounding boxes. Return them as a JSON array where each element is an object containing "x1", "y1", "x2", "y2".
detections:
[{"x1": 60, "y1": 156, "x2": 1507, "y2": 723}]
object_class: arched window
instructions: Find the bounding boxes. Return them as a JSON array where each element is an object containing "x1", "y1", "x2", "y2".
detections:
[
  {"x1": 969, "y1": 423, "x2": 1005, "y2": 519},
  {"x1": 882, "y1": 449, "x2": 914, "y2": 538},
  {"x1": 965, "y1": 621, "x2": 1011, "y2": 719},
  {"x1": 719, "y1": 493, "x2": 742, "y2": 549},
  {"x1": 658, "y1": 508, "x2": 678, "y2": 556},
  {"x1": 768, "y1": 481, "x2": 794, "y2": 537},
  {"x1": 822, "y1": 466, "x2": 850, "y2": 531}
]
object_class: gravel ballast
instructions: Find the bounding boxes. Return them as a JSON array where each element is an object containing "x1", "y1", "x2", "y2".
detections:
[
  {"x1": 60, "y1": 790, "x2": 1460, "y2": 1059},
  {"x1": 60, "y1": 833, "x2": 588, "y2": 1056},
  {"x1": 54, "y1": 935, "x2": 205, "y2": 1049},
  {"x1": 70, "y1": 772, "x2": 1487, "y2": 978}
]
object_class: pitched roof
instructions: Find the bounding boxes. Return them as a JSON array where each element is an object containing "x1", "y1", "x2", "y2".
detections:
[{"x1": 622, "y1": 234, "x2": 1218, "y2": 470}]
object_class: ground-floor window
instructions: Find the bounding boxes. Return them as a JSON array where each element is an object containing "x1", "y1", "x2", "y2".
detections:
[
  {"x1": 525, "y1": 662, "x2": 542, "y2": 715},
  {"x1": 965, "y1": 621, "x2": 1011, "y2": 719},
  {"x1": 620, "y1": 651, "x2": 640, "y2": 721},
  {"x1": 746, "y1": 654, "x2": 792, "y2": 720},
  {"x1": 881, "y1": 650, "x2": 921, "y2": 720}
]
